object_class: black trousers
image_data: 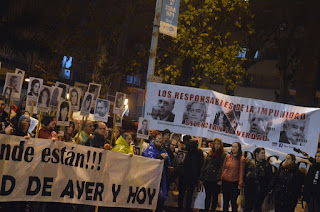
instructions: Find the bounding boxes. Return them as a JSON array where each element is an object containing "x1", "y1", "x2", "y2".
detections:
[
  {"x1": 308, "y1": 196, "x2": 320, "y2": 212},
  {"x1": 222, "y1": 181, "x2": 239, "y2": 212},
  {"x1": 178, "y1": 181, "x2": 195, "y2": 211},
  {"x1": 204, "y1": 181, "x2": 220, "y2": 212},
  {"x1": 244, "y1": 184, "x2": 266, "y2": 212}
]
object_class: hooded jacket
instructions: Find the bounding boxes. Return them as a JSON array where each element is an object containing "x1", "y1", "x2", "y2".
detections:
[
  {"x1": 111, "y1": 136, "x2": 134, "y2": 154},
  {"x1": 142, "y1": 142, "x2": 171, "y2": 200},
  {"x1": 304, "y1": 161, "x2": 320, "y2": 202}
]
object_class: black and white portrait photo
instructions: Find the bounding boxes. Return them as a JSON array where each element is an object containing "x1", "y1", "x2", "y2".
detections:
[
  {"x1": 37, "y1": 85, "x2": 52, "y2": 112},
  {"x1": 93, "y1": 98, "x2": 110, "y2": 122},
  {"x1": 115, "y1": 114, "x2": 123, "y2": 127},
  {"x1": 4, "y1": 73, "x2": 23, "y2": 100},
  {"x1": 137, "y1": 117, "x2": 149, "y2": 139},
  {"x1": 150, "y1": 96, "x2": 175, "y2": 122},
  {"x1": 279, "y1": 118, "x2": 308, "y2": 146},
  {"x1": 88, "y1": 83, "x2": 101, "y2": 101},
  {"x1": 182, "y1": 101, "x2": 207, "y2": 124},
  {"x1": 113, "y1": 92, "x2": 126, "y2": 115},
  {"x1": 74, "y1": 82, "x2": 88, "y2": 99},
  {"x1": 248, "y1": 112, "x2": 272, "y2": 137},
  {"x1": 174, "y1": 150, "x2": 187, "y2": 166},
  {"x1": 80, "y1": 92, "x2": 93, "y2": 117},
  {"x1": 69, "y1": 87, "x2": 82, "y2": 112},
  {"x1": 3, "y1": 86, "x2": 12, "y2": 105},
  {"x1": 213, "y1": 106, "x2": 241, "y2": 132},
  {"x1": 57, "y1": 101, "x2": 71, "y2": 126},
  {"x1": 27, "y1": 77, "x2": 43, "y2": 101},
  {"x1": 50, "y1": 87, "x2": 62, "y2": 109},
  {"x1": 55, "y1": 82, "x2": 70, "y2": 100},
  {"x1": 15, "y1": 68, "x2": 25, "y2": 77}
]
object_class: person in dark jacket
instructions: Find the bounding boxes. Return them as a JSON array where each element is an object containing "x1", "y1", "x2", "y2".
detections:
[
  {"x1": 244, "y1": 147, "x2": 273, "y2": 212},
  {"x1": 178, "y1": 138, "x2": 204, "y2": 212},
  {"x1": 142, "y1": 133, "x2": 170, "y2": 212},
  {"x1": 85, "y1": 122, "x2": 109, "y2": 148},
  {"x1": 303, "y1": 151, "x2": 320, "y2": 212},
  {"x1": 13, "y1": 114, "x2": 31, "y2": 138},
  {"x1": 268, "y1": 153, "x2": 304, "y2": 212},
  {"x1": 200, "y1": 137, "x2": 226, "y2": 212}
]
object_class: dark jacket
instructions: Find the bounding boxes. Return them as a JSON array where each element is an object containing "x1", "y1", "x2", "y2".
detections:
[
  {"x1": 86, "y1": 133, "x2": 108, "y2": 148},
  {"x1": 142, "y1": 142, "x2": 171, "y2": 200},
  {"x1": 180, "y1": 141, "x2": 204, "y2": 186},
  {"x1": 0, "y1": 111, "x2": 9, "y2": 134},
  {"x1": 304, "y1": 161, "x2": 320, "y2": 202},
  {"x1": 200, "y1": 151, "x2": 226, "y2": 182},
  {"x1": 244, "y1": 159, "x2": 273, "y2": 194},
  {"x1": 268, "y1": 163, "x2": 304, "y2": 207}
]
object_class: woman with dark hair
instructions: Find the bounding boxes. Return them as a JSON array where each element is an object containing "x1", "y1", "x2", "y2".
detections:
[
  {"x1": 58, "y1": 102, "x2": 69, "y2": 122},
  {"x1": 221, "y1": 142, "x2": 245, "y2": 212},
  {"x1": 304, "y1": 151, "x2": 320, "y2": 212},
  {"x1": 244, "y1": 147, "x2": 273, "y2": 212},
  {"x1": 268, "y1": 153, "x2": 304, "y2": 212},
  {"x1": 200, "y1": 137, "x2": 226, "y2": 212},
  {"x1": 38, "y1": 87, "x2": 50, "y2": 108},
  {"x1": 63, "y1": 121, "x2": 75, "y2": 142},
  {"x1": 28, "y1": 79, "x2": 40, "y2": 97}
]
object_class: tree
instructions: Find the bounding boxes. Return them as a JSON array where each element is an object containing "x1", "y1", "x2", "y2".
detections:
[{"x1": 156, "y1": 0, "x2": 253, "y2": 94}]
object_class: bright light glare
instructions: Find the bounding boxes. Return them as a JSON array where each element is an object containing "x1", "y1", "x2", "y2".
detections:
[
  {"x1": 124, "y1": 99, "x2": 128, "y2": 106},
  {"x1": 66, "y1": 93, "x2": 70, "y2": 100},
  {"x1": 25, "y1": 78, "x2": 30, "y2": 82}
]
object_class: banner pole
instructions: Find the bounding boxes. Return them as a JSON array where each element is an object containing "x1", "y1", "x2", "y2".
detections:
[
  {"x1": 76, "y1": 116, "x2": 85, "y2": 144},
  {"x1": 198, "y1": 137, "x2": 203, "y2": 149},
  {"x1": 35, "y1": 111, "x2": 42, "y2": 138},
  {"x1": 110, "y1": 114, "x2": 116, "y2": 147},
  {"x1": 7, "y1": 99, "x2": 13, "y2": 121},
  {"x1": 30, "y1": 101, "x2": 34, "y2": 117},
  {"x1": 140, "y1": 139, "x2": 144, "y2": 156},
  {"x1": 142, "y1": 0, "x2": 163, "y2": 117},
  {"x1": 95, "y1": 206, "x2": 99, "y2": 212}
]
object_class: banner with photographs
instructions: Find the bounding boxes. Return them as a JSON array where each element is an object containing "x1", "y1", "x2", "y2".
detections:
[
  {"x1": 57, "y1": 101, "x2": 71, "y2": 126},
  {"x1": 69, "y1": 87, "x2": 82, "y2": 112},
  {"x1": 93, "y1": 98, "x2": 110, "y2": 123},
  {"x1": 37, "y1": 85, "x2": 52, "y2": 113},
  {"x1": 4, "y1": 73, "x2": 23, "y2": 100},
  {"x1": 0, "y1": 135, "x2": 163, "y2": 209},
  {"x1": 144, "y1": 82, "x2": 320, "y2": 156},
  {"x1": 137, "y1": 117, "x2": 150, "y2": 140}
]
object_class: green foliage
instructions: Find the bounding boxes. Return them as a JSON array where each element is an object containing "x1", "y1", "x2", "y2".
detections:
[{"x1": 156, "y1": 0, "x2": 252, "y2": 92}]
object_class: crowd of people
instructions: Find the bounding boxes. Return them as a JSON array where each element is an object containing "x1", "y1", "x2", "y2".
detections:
[{"x1": 0, "y1": 93, "x2": 320, "y2": 212}]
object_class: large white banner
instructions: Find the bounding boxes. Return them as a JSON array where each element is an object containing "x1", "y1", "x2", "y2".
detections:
[
  {"x1": 144, "y1": 82, "x2": 320, "y2": 156},
  {"x1": 0, "y1": 135, "x2": 163, "y2": 209}
]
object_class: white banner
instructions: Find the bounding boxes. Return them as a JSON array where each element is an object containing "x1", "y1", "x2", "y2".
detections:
[
  {"x1": 0, "y1": 135, "x2": 163, "y2": 209},
  {"x1": 144, "y1": 82, "x2": 320, "y2": 156}
]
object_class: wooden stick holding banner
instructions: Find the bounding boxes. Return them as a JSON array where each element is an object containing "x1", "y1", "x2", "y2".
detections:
[
  {"x1": 7, "y1": 100, "x2": 13, "y2": 122},
  {"x1": 198, "y1": 137, "x2": 203, "y2": 149},
  {"x1": 140, "y1": 139, "x2": 144, "y2": 156},
  {"x1": 76, "y1": 116, "x2": 85, "y2": 144},
  {"x1": 30, "y1": 101, "x2": 34, "y2": 117},
  {"x1": 35, "y1": 111, "x2": 43, "y2": 138},
  {"x1": 110, "y1": 114, "x2": 117, "y2": 146}
]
